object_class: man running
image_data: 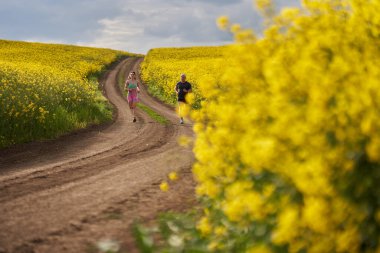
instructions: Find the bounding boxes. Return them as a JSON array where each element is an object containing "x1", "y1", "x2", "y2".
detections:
[{"x1": 175, "y1": 73, "x2": 192, "y2": 124}]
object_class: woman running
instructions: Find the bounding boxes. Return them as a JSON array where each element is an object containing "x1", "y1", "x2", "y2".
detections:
[{"x1": 124, "y1": 71, "x2": 140, "y2": 122}]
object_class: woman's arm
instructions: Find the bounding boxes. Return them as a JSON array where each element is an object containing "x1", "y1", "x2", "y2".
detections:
[{"x1": 124, "y1": 81, "x2": 129, "y2": 91}]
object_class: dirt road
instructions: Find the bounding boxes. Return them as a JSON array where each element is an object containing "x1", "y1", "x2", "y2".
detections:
[{"x1": 0, "y1": 57, "x2": 196, "y2": 253}]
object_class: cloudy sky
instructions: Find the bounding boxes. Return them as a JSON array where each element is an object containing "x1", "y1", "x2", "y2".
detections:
[{"x1": 0, "y1": 0, "x2": 300, "y2": 54}]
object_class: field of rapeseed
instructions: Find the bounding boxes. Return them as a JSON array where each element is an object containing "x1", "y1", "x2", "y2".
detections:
[
  {"x1": 136, "y1": 0, "x2": 380, "y2": 252},
  {"x1": 140, "y1": 46, "x2": 228, "y2": 108},
  {"x1": 0, "y1": 39, "x2": 132, "y2": 148}
]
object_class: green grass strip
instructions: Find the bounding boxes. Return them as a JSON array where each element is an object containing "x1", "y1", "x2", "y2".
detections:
[{"x1": 137, "y1": 103, "x2": 169, "y2": 125}]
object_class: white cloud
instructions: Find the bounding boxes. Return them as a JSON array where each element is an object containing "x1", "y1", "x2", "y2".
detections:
[
  {"x1": 85, "y1": 0, "x2": 256, "y2": 53},
  {"x1": 0, "y1": 0, "x2": 301, "y2": 54}
]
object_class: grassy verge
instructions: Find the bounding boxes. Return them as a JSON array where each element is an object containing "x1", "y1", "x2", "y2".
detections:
[{"x1": 137, "y1": 103, "x2": 169, "y2": 125}]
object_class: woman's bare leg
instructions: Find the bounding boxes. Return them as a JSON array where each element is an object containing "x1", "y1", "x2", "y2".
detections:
[{"x1": 132, "y1": 102, "x2": 137, "y2": 122}]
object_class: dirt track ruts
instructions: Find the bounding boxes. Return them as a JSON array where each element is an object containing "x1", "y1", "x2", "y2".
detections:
[{"x1": 0, "y1": 57, "x2": 196, "y2": 253}]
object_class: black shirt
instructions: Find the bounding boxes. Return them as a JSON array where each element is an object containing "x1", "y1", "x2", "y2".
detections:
[{"x1": 176, "y1": 81, "x2": 192, "y2": 102}]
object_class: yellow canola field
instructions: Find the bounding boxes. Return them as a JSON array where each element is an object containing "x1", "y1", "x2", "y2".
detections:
[
  {"x1": 0, "y1": 39, "x2": 132, "y2": 148},
  {"x1": 140, "y1": 46, "x2": 228, "y2": 108}
]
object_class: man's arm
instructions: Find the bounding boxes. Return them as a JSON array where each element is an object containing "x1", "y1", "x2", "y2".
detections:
[
  {"x1": 187, "y1": 83, "x2": 192, "y2": 93},
  {"x1": 175, "y1": 83, "x2": 179, "y2": 94}
]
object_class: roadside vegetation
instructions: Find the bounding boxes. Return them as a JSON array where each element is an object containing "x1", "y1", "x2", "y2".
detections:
[{"x1": 0, "y1": 40, "x2": 134, "y2": 148}]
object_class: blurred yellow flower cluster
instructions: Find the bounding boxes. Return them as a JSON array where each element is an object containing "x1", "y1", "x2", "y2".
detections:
[
  {"x1": 0, "y1": 39, "x2": 131, "y2": 148},
  {"x1": 130, "y1": 0, "x2": 380, "y2": 252},
  {"x1": 191, "y1": 0, "x2": 380, "y2": 252}
]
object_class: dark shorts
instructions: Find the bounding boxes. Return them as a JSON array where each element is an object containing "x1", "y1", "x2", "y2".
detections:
[{"x1": 178, "y1": 98, "x2": 187, "y2": 103}]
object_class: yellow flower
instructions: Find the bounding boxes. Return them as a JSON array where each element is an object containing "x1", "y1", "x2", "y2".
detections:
[
  {"x1": 254, "y1": 0, "x2": 273, "y2": 11},
  {"x1": 302, "y1": 197, "x2": 330, "y2": 234},
  {"x1": 207, "y1": 241, "x2": 218, "y2": 251},
  {"x1": 214, "y1": 226, "x2": 227, "y2": 236},
  {"x1": 366, "y1": 137, "x2": 380, "y2": 162},
  {"x1": 279, "y1": 7, "x2": 300, "y2": 21},
  {"x1": 168, "y1": 172, "x2": 178, "y2": 181},
  {"x1": 186, "y1": 92, "x2": 195, "y2": 104},
  {"x1": 159, "y1": 181, "x2": 169, "y2": 192},
  {"x1": 196, "y1": 181, "x2": 220, "y2": 198},
  {"x1": 230, "y1": 24, "x2": 241, "y2": 34},
  {"x1": 336, "y1": 226, "x2": 360, "y2": 253},
  {"x1": 197, "y1": 216, "x2": 212, "y2": 236},
  {"x1": 247, "y1": 244, "x2": 272, "y2": 253},
  {"x1": 217, "y1": 16, "x2": 229, "y2": 30},
  {"x1": 272, "y1": 206, "x2": 299, "y2": 245}
]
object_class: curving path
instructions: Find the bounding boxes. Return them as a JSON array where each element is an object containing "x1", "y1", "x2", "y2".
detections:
[{"x1": 0, "y1": 57, "x2": 196, "y2": 253}]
